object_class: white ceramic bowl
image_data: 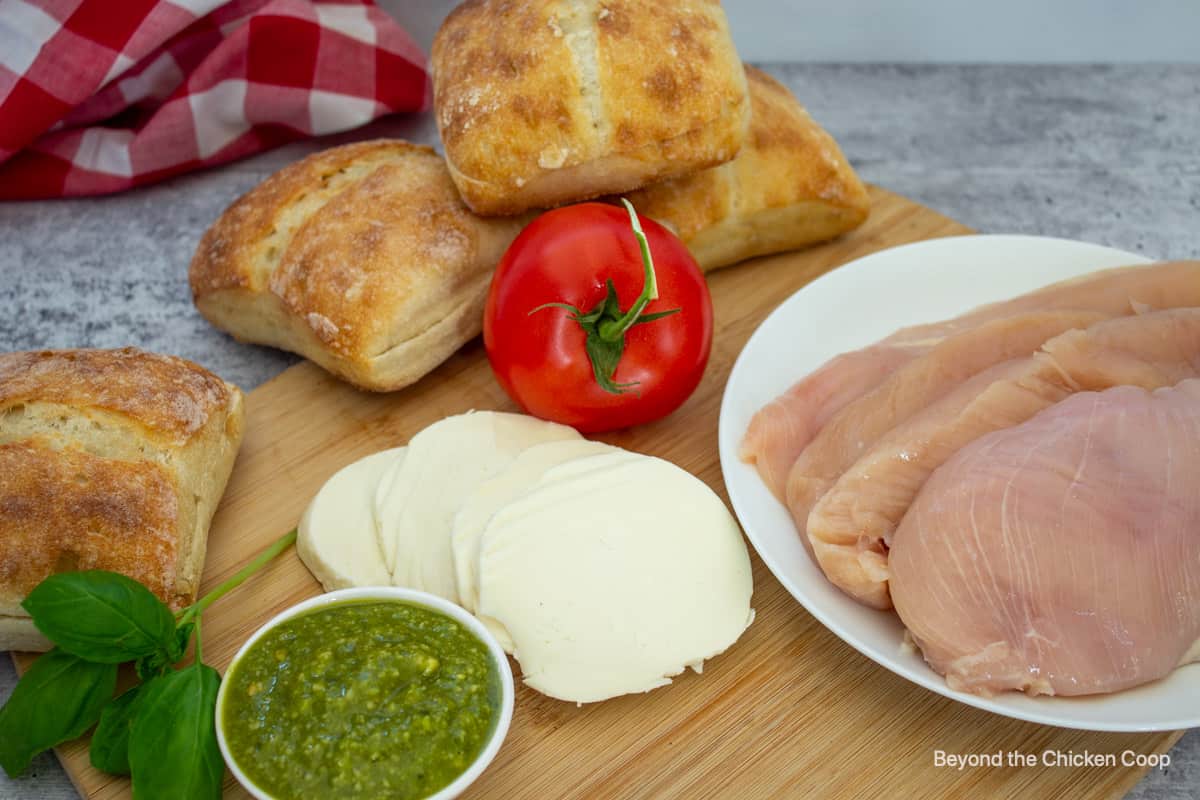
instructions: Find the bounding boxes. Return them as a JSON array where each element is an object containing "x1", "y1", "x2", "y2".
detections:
[
  {"x1": 215, "y1": 587, "x2": 515, "y2": 800},
  {"x1": 720, "y1": 234, "x2": 1200, "y2": 731}
]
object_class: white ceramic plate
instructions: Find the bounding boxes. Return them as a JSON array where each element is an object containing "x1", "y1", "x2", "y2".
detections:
[{"x1": 719, "y1": 234, "x2": 1200, "y2": 732}]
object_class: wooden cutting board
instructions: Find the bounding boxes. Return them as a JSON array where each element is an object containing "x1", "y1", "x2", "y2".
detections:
[{"x1": 18, "y1": 186, "x2": 1182, "y2": 800}]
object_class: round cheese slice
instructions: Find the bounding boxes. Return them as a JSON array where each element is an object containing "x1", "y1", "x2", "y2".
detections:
[
  {"x1": 475, "y1": 453, "x2": 755, "y2": 703},
  {"x1": 451, "y1": 439, "x2": 623, "y2": 613},
  {"x1": 375, "y1": 410, "x2": 579, "y2": 602},
  {"x1": 298, "y1": 447, "x2": 403, "y2": 591}
]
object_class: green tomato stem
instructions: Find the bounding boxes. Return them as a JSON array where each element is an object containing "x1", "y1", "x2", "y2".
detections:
[
  {"x1": 598, "y1": 199, "x2": 660, "y2": 343},
  {"x1": 177, "y1": 529, "x2": 297, "y2": 629}
]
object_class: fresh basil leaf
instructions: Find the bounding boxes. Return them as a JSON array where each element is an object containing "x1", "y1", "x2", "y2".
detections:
[
  {"x1": 134, "y1": 622, "x2": 195, "y2": 682},
  {"x1": 89, "y1": 681, "x2": 149, "y2": 776},
  {"x1": 0, "y1": 649, "x2": 117, "y2": 777},
  {"x1": 129, "y1": 663, "x2": 223, "y2": 800},
  {"x1": 22, "y1": 571, "x2": 177, "y2": 664}
]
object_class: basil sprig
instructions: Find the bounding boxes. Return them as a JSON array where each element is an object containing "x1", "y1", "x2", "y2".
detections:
[{"x1": 0, "y1": 529, "x2": 297, "y2": 799}]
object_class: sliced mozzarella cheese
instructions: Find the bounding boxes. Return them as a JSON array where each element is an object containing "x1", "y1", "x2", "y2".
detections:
[
  {"x1": 375, "y1": 410, "x2": 579, "y2": 602},
  {"x1": 451, "y1": 439, "x2": 623, "y2": 613},
  {"x1": 476, "y1": 453, "x2": 755, "y2": 703},
  {"x1": 298, "y1": 448, "x2": 404, "y2": 591}
]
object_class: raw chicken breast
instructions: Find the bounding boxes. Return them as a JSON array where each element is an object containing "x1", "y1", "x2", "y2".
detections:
[
  {"x1": 740, "y1": 260, "x2": 1200, "y2": 501},
  {"x1": 739, "y1": 346, "x2": 914, "y2": 501},
  {"x1": 809, "y1": 308, "x2": 1200, "y2": 609},
  {"x1": 890, "y1": 381, "x2": 1200, "y2": 696},
  {"x1": 784, "y1": 309, "x2": 1110, "y2": 542}
]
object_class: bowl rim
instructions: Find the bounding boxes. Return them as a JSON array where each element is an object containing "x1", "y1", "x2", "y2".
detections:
[{"x1": 214, "y1": 586, "x2": 516, "y2": 800}]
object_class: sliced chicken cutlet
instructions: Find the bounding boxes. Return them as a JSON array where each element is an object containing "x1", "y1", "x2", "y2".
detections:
[
  {"x1": 740, "y1": 260, "x2": 1200, "y2": 501},
  {"x1": 808, "y1": 308, "x2": 1200, "y2": 610},
  {"x1": 783, "y1": 309, "x2": 1111, "y2": 549},
  {"x1": 890, "y1": 380, "x2": 1200, "y2": 696},
  {"x1": 739, "y1": 346, "x2": 912, "y2": 502}
]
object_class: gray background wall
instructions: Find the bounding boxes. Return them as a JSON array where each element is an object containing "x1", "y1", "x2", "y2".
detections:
[{"x1": 383, "y1": 0, "x2": 1200, "y2": 62}]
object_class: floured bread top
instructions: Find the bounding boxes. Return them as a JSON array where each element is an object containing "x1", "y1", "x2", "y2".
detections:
[
  {"x1": 432, "y1": 0, "x2": 749, "y2": 213},
  {"x1": 189, "y1": 140, "x2": 530, "y2": 366},
  {"x1": 0, "y1": 348, "x2": 235, "y2": 445}
]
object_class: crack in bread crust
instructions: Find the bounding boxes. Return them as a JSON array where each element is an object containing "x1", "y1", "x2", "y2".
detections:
[{"x1": 562, "y1": 0, "x2": 607, "y2": 148}]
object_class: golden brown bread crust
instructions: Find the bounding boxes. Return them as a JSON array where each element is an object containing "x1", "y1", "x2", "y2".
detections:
[
  {"x1": 432, "y1": 0, "x2": 749, "y2": 216},
  {"x1": 433, "y1": 1, "x2": 596, "y2": 213},
  {"x1": 0, "y1": 440, "x2": 179, "y2": 612},
  {"x1": 0, "y1": 348, "x2": 234, "y2": 445},
  {"x1": 629, "y1": 66, "x2": 871, "y2": 271},
  {"x1": 0, "y1": 348, "x2": 244, "y2": 651},
  {"x1": 190, "y1": 140, "x2": 531, "y2": 392},
  {"x1": 595, "y1": 1, "x2": 746, "y2": 167},
  {"x1": 190, "y1": 141, "x2": 408, "y2": 296}
]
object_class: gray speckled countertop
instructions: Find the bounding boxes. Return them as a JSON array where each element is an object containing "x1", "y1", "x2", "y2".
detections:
[{"x1": 0, "y1": 64, "x2": 1198, "y2": 799}]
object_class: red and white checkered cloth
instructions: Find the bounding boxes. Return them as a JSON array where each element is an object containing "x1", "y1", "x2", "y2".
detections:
[{"x1": 0, "y1": 0, "x2": 428, "y2": 199}]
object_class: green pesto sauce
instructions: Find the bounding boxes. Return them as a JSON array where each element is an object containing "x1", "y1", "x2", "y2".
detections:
[{"x1": 222, "y1": 600, "x2": 499, "y2": 800}]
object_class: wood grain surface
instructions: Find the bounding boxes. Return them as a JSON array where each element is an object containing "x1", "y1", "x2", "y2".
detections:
[{"x1": 18, "y1": 186, "x2": 1182, "y2": 800}]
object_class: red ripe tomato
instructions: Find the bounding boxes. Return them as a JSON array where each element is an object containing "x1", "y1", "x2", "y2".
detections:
[{"x1": 484, "y1": 201, "x2": 713, "y2": 433}]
